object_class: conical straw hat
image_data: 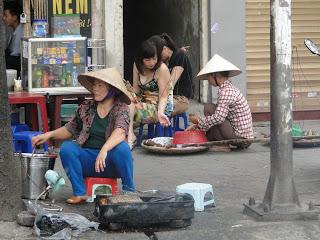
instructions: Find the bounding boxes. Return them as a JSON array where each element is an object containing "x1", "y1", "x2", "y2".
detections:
[
  {"x1": 78, "y1": 68, "x2": 132, "y2": 105},
  {"x1": 196, "y1": 54, "x2": 242, "y2": 80}
]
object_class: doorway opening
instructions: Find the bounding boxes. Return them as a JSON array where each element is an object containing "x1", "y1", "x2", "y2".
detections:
[{"x1": 123, "y1": 0, "x2": 201, "y2": 99}]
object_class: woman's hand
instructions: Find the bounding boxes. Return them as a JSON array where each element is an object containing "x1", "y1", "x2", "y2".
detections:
[
  {"x1": 96, "y1": 128, "x2": 125, "y2": 173},
  {"x1": 186, "y1": 124, "x2": 198, "y2": 131},
  {"x1": 32, "y1": 132, "x2": 51, "y2": 147},
  {"x1": 180, "y1": 46, "x2": 190, "y2": 53},
  {"x1": 95, "y1": 150, "x2": 107, "y2": 173},
  {"x1": 189, "y1": 113, "x2": 199, "y2": 125},
  {"x1": 32, "y1": 127, "x2": 72, "y2": 148},
  {"x1": 158, "y1": 112, "x2": 171, "y2": 127}
]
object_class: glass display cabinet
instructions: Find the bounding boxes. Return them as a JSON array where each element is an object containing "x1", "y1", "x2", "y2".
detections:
[{"x1": 22, "y1": 37, "x2": 88, "y2": 93}]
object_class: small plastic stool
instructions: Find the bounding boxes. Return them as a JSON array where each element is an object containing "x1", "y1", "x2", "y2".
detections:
[
  {"x1": 11, "y1": 124, "x2": 30, "y2": 133},
  {"x1": 10, "y1": 111, "x2": 20, "y2": 125},
  {"x1": 137, "y1": 122, "x2": 173, "y2": 146},
  {"x1": 85, "y1": 177, "x2": 118, "y2": 202},
  {"x1": 176, "y1": 182, "x2": 215, "y2": 211},
  {"x1": 13, "y1": 131, "x2": 48, "y2": 153},
  {"x1": 137, "y1": 121, "x2": 173, "y2": 146},
  {"x1": 173, "y1": 112, "x2": 188, "y2": 132},
  {"x1": 155, "y1": 122, "x2": 173, "y2": 137},
  {"x1": 137, "y1": 122, "x2": 156, "y2": 146}
]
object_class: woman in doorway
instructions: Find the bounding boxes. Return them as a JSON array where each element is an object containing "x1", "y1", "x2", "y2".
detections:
[
  {"x1": 32, "y1": 68, "x2": 135, "y2": 204},
  {"x1": 148, "y1": 33, "x2": 194, "y2": 99},
  {"x1": 188, "y1": 54, "x2": 254, "y2": 150},
  {"x1": 127, "y1": 40, "x2": 173, "y2": 148}
]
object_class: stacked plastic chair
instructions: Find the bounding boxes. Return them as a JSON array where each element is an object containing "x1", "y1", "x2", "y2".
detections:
[
  {"x1": 137, "y1": 121, "x2": 173, "y2": 146},
  {"x1": 11, "y1": 124, "x2": 48, "y2": 153},
  {"x1": 137, "y1": 112, "x2": 189, "y2": 146}
]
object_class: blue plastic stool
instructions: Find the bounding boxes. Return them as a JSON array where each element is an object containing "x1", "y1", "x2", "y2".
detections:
[
  {"x1": 137, "y1": 123, "x2": 155, "y2": 146},
  {"x1": 10, "y1": 112, "x2": 20, "y2": 125},
  {"x1": 11, "y1": 124, "x2": 30, "y2": 134},
  {"x1": 137, "y1": 121, "x2": 173, "y2": 146},
  {"x1": 13, "y1": 131, "x2": 48, "y2": 153},
  {"x1": 155, "y1": 122, "x2": 173, "y2": 137},
  {"x1": 173, "y1": 112, "x2": 188, "y2": 132}
]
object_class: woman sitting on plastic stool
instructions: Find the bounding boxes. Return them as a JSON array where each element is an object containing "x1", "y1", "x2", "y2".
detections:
[
  {"x1": 127, "y1": 40, "x2": 173, "y2": 149},
  {"x1": 148, "y1": 34, "x2": 191, "y2": 128},
  {"x1": 32, "y1": 68, "x2": 135, "y2": 204}
]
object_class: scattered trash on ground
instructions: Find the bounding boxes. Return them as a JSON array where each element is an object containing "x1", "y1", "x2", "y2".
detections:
[{"x1": 26, "y1": 201, "x2": 99, "y2": 240}]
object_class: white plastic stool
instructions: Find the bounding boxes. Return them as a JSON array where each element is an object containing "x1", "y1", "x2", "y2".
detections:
[
  {"x1": 176, "y1": 182, "x2": 215, "y2": 211},
  {"x1": 86, "y1": 184, "x2": 113, "y2": 203}
]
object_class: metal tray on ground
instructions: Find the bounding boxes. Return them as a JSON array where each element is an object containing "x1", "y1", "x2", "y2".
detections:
[
  {"x1": 94, "y1": 192, "x2": 194, "y2": 230},
  {"x1": 293, "y1": 139, "x2": 320, "y2": 148},
  {"x1": 263, "y1": 139, "x2": 320, "y2": 148}
]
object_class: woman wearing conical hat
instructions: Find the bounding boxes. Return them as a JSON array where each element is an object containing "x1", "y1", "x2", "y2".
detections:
[
  {"x1": 188, "y1": 54, "x2": 254, "y2": 150},
  {"x1": 32, "y1": 68, "x2": 135, "y2": 204}
]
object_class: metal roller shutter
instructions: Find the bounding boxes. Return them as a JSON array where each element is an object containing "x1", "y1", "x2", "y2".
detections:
[{"x1": 246, "y1": 0, "x2": 320, "y2": 112}]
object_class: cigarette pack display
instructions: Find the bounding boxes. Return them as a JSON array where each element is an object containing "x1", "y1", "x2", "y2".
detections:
[{"x1": 21, "y1": 37, "x2": 88, "y2": 93}]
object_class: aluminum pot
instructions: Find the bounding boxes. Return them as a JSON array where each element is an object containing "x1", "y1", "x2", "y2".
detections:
[{"x1": 17, "y1": 153, "x2": 52, "y2": 199}]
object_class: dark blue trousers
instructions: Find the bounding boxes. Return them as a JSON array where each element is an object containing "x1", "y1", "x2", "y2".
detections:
[{"x1": 60, "y1": 140, "x2": 134, "y2": 196}]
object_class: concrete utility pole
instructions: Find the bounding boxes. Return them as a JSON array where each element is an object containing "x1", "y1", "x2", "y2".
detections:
[
  {"x1": 265, "y1": 0, "x2": 299, "y2": 210},
  {"x1": 243, "y1": 0, "x2": 318, "y2": 220},
  {"x1": 0, "y1": 1, "x2": 22, "y2": 221}
]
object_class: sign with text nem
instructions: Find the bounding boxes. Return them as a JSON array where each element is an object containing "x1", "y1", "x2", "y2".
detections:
[{"x1": 48, "y1": 0, "x2": 92, "y2": 38}]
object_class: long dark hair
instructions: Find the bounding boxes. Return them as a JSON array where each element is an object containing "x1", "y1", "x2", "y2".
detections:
[
  {"x1": 134, "y1": 40, "x2": 161, "y2": 74},
  {"x1": 148, "y1": 35, "x2": 166, "y2": 61},
  {"x1": 160, "y1": 33, "x2": 178, "y2": 52},
  {"x1": 149, "y1": 33, "x2": 179, "y2": 55}
]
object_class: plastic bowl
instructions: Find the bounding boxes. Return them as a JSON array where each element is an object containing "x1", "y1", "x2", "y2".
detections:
[{"x1": 173, "y1": 130, "x2": 208, "y2": 145}]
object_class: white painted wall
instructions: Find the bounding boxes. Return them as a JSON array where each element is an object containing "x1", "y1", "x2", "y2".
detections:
[
  {"x1": 200, "y1": 0, "x2": 210, "y2": 103},
  {"x1": 91, "y1": 0, "x2": 105, "y2": 67},
  {"x1": 205, "y1": 0, "x2": 246, "y2": 102},
  {"x1": 104, "y1": 0, "x2": 124, "y2": 75}
]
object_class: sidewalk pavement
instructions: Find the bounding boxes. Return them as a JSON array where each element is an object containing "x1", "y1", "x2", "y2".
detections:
[{"x1": 1, "y1": 100, "x2": 320, "y2": 240}]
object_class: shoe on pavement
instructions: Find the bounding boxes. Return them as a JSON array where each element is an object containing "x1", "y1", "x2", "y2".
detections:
[{"x1": 66, "y1": 196, "x2": 88, "y2": 204}]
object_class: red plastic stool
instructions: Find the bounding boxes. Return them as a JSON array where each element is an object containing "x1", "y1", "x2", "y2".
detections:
[{"x1": 85, "y1": 177, "x2": 118, "y2": 202}]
